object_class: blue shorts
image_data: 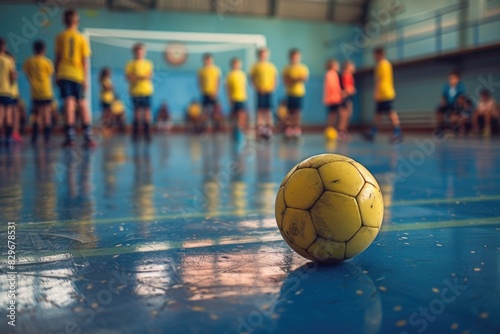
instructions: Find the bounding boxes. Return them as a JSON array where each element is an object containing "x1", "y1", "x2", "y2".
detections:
[
  {"x1": 327, "y1": 103, "x2": 342, "y2": 114},
  {"x1": 132, "y1": 96, "x2": 151, "y2": 109},
  {"x1": 287, "y1": 96, "x2": 303, "y2": 112},
  {"x1": 232, "y1": 101, "x2": 246, "y2": 114},
  {"x1": 101, "y1": 102, "x2": 112, "y2": 110},
  {"x1": 257, "y1": 93, "x2": 272, "y2": 109},
  {"x1": 376, "y1": 100, "x2": 394, "y2": 114},
  {"x1": 0, "y1": 96, "x2": 13, "y2": 106},
  {"x1": 58, "y1": 79, "x2": 84, "y2": 100},
  {"x1": 33, "y1": 99, "x2": 52, "y2": 107},
  {"x1": 202, "y1": 95, "x2": 217, "y2": 107}
]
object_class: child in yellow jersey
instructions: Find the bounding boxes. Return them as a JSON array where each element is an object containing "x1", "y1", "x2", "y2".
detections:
[
  {"x1": 226, "y1": 57, "x2": 247, "y2": 141},
  {"x1": 99, "y1": 67, "x2": 114, "y2": 127},
  {"x1": 250, "y1": 48, "x2": 278, "y2": 140},
  {"x1": 283, "y1": 48, "x2": 309, "y2": 138},
  {"x1": 0, "y1": 38, "x2": 17, "y2": 144},
  {"x1": 55, "y1": 9, "x2": 94, "y2": 148},
  {"x1": 126, "y1": 43, "x2": 154, "y2": 142},
  {"x1": 363, "y1": 47, "x2": 403, "y2": 143},
  {"x1": 23, "y1": 40, "x2": 54, "y2": 145},
  {"x1": 7, "y1": 52, "x2": 22, "y2": 143},
  {"x1": 198, "y1": 53, "x2": 222, "y2": 132}
]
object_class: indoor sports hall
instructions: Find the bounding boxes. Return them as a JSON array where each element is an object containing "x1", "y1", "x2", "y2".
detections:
[{"x1": 0, "y1": 0, "x2": 499, "y2": 333}]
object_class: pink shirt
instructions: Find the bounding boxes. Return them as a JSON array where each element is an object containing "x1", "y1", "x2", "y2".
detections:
[
  {"x1": 324, "y1": 70, "x2": 342, "y2": 105},
  {"x1": 477, "y1": 98, "x2": 498, "y2": 117},
  {"x1": 342, "y1": 71, "x2": 356, "y2": 95}
]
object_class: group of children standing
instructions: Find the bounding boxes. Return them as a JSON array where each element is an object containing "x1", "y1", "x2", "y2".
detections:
[
  {"x1": 0, "y1": 7, "x2": 436, "y2": 147},
  {"x1": 0, "y1": 9, "x2": 95, "y2": 147},
  {"x1": 112, "y1": 46, "x2": 312, "y2": 142}
]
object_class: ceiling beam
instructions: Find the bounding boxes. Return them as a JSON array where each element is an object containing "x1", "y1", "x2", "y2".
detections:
[
  {"x1": 269, "y1": 0, "x2": 278, "y2": 17},
  {"x1": 211, "y1": 0, "x2": 218, "y2": 13},
  {"x1": 361, "y1": 0, "x2": 371, "y2": 24},
  {"x1": 326, "y1": 0, "x2": 335, "y2": 21},
  {"x1": 134, "y1": 0, "x2": 152, "y2": 10}
]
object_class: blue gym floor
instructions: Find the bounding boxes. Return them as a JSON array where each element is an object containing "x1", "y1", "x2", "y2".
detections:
[{"x1": 1, "y1": 133, "x2": 499, "y2": 334}]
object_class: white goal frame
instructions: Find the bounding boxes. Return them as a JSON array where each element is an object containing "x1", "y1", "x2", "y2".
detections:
[{"x1": 83, "y1": 28, "x2": 267, "y2": 120}]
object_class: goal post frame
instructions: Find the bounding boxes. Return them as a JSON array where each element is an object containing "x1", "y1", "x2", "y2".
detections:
[{"x1": 83, "y1": 28, "x2": 267, "y2": 122}]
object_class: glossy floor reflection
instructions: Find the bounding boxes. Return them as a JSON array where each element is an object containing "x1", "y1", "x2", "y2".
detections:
[{"x1": 0, "y1": 134, "x2": 499, "y2": 334}]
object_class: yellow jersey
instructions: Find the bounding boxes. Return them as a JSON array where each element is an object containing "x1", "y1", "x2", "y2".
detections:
[
  {"x1": 23, "y1": 55, "x2": 54, "y2": 100},
  {"x1": 111, "y1": 99, "x2": 125, "y2": 115},
  {"x1": 55, "y1": 28, "x2": 91, "y2": 83},
  {"x1": 100, "y1": 77, "x2": 114, "y2": 103},
  {"x1": 226, "y1": 70, "x2": 247, "y2": 102},
  {"x1": 11, "y1": 81, "x2": 19, "y2": 99},
  {"x1": 375, "y1": 59, "x2": 396, "y2": 101},
  {"x1": 198, "y1": 65, "x2": 221, "y2": 96},
  {"x1": 283, "y1": 63, "x2": 309, "y2": 97},
  {"x1": 250, "y1": 61, "x2": 277, "y2": 93},
  {"x1": 0, "y1": 53, "x2": 15, "y2": 97},
  {"x1": 125, "y1": 59, "x2": 154, "y2": 97}
]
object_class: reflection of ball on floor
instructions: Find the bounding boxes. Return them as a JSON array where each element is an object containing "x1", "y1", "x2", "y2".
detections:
[
  {"x1": 275, "y1": 154, "x2": 384, "y2": 262},
  {"x1": 275, "y1": 262, "x2": 382, "y2": 334}
]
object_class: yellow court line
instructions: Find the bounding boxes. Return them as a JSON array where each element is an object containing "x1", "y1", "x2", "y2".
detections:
[
  {"x1": 390, "y1": 195, "x2": 500, "y2": 207},
  {"x1": 8, "y1": 216, "x2": 500, "y2": 264},
  {"x1": 4, "y1": 194, "x2": 500, "y2": 231}
]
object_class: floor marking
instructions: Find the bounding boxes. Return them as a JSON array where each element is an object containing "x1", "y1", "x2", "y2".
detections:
[
  {"x1": 390, "y1": 195, "x2": 500, "y2": 207},
  {"x1": 4, "y1": 217, "x2": 499, "y2": 264},
  {"x1": 3, "y1": 195, "x2": 500, "y2": 232}
]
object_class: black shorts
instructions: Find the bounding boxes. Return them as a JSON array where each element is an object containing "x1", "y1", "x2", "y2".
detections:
[
  {"x1": 33, "y1": 99, "x2": 52, "y2": 107},
  {"x1": 232, "y1": 101, "x2": 246, "y2": 114},
  {"x1": 437, "y1": 104, "x2": 454, "y2": 114},
  {"x1": 376, "y1": 100, "x2": 394, "y2": 114},
  {"x1": 101, "y1": 102, "x2": 112, "y2": 110},
  {"x1": 327, "y1": 103, "x2": 342, "y2": 114},
  {"x1": 257, "y1": 93, "x2": 272, "y2": 109},
  {"x1": 0, "y1": 96, "x2": 13, "y2": 106},
  {"x1": 342, "y1": 95, "x2": 354, "y2": 107},
  {"x1": 287, "y1": 96, "x2": 303, "y2": 111},
  {"x1": 11, "y1": 98, "x2": 18, "y2": 105},
  {"x1": 202, "y1": 95, "x2": 217, "y2": 107},
  {"x1": 58, "y1": 79, "x2": 84, "y2": 100},
  {"x1": 132, "y1": 96, "x2": 151, "y2": 109}
]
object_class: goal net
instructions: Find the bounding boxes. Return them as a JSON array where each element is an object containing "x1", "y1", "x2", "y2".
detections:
[{"x1": 84, "y1": 28, "x2": 266, "y2": 124}]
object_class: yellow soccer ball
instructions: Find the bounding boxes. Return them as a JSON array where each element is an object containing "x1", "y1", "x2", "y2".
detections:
[
  {"x1": 324, "y1": 127, "x2": 338, "y2": 141},
  {"x1": 275, "y1": 154, "x2": 384, "y2": 262},
  {"x1": 188, "y1": 103, "x2": 202, "y2": 119}
]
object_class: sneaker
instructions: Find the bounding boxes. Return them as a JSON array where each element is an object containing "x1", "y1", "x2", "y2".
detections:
[
  {"x1": 63, "y1": 139, "x2": 75, "y2": 148},
  {"x1": 389, "y1": 134, "x2": 403, "y2": 144},
  {"x1": 338, "y1": 131, "x2": 347, "y2": 141},
  {"x1": 83, "y1": 138, "x2": 98, "y2": 149},
  {"x1": 362, "y1": 132, "x2": 375, "y2": 142},
  {"x1": 433, "y1": 128, "x2": 445, "y2": 139},
  {"x1": 12, "y1": 132, "x2": 23, "y2": 143},
  {"x1": 265, "y1": 126, "x2": 274, "y2": 139},
  {"x1": 258, "y1": 126, "x2": 272, "y2": 141}
]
